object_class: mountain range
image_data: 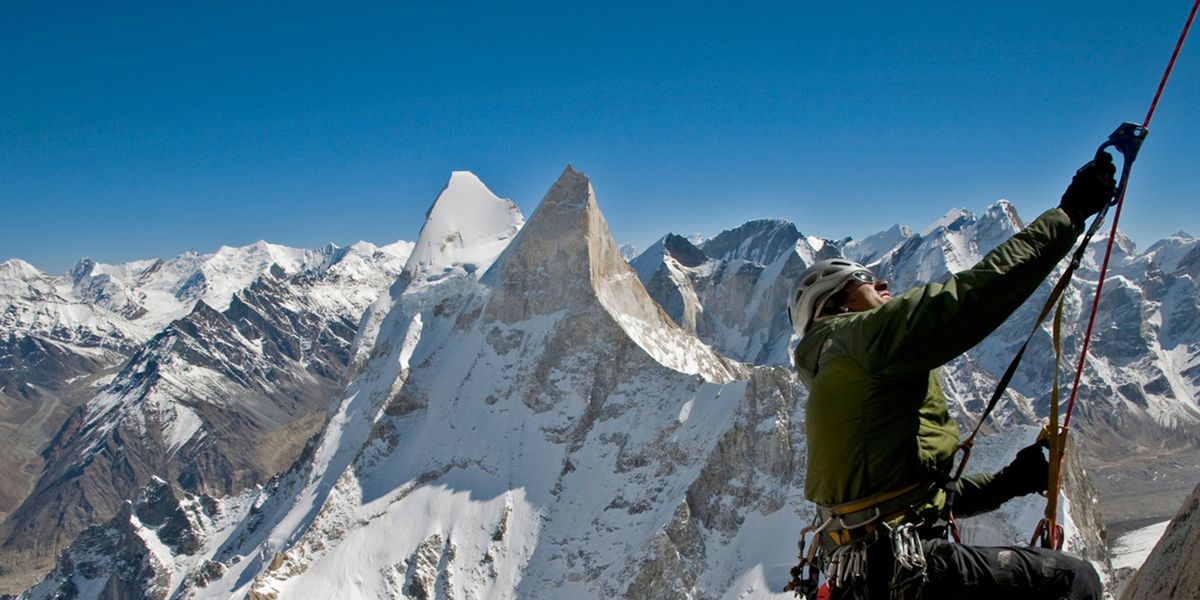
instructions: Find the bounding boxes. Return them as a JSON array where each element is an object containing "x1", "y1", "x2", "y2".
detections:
[
  {"x1": 0, "y1": 237, "x2": 412, "y2": 593},
  {"x1": 2, "y1": 167, "x2": 1197, "y2": 598}
]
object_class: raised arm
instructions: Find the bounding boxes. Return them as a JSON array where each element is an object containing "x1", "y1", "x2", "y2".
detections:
[{"x1": 841, "y1": 154, "x2": 1116, "y2": 376}]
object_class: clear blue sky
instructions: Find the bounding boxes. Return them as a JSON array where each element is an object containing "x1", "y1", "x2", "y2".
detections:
[{"x1": 3, "y1": 1, "x2": 1198, "y2": 274}]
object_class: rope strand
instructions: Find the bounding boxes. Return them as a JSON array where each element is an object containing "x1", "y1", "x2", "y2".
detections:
[
  {"x1": 1062, "y1": 0, "x2": 1199, "y2": 433},
  {"x1": 1144, "y1": 0, "x2": 1200, "y2": 128}
]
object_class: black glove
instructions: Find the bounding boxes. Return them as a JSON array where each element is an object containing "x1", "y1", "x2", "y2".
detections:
[
  {"x1": 993, "y1": 442, "x2": 1050, "y2": 497},
  {"x1": 1059, "y1": 152, "x2": 1117, "y2": 224}
]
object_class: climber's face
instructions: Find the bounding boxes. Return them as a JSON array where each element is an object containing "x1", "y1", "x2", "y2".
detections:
[{"x1": 843, "y1": 277, "x2": 891, "y2": 312}]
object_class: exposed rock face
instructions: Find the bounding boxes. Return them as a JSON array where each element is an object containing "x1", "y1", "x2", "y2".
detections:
[
  {"x1": 20, "y1": 478, "x2": 231, "y2": 600},
  {"x1": 1121, "y1": 483, "x2": 1200, "y2": 600},
  {"x1": 484, "y1": 167, "x2": 739, "y2": 382}
]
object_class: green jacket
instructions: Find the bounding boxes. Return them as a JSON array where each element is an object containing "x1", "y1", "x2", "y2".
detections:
[{"x1": 793, "y1": 208, "x2": 1081, "y2": 509}]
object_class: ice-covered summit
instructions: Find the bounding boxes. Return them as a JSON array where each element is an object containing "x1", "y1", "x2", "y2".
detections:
[
  {"x1": 0, "y1": 258, "x2": 42, "y2": 280},
  {"x1": 405, "y1": 170, "x2": 524, "y2": 284},
  {"x1": 0, "y1": 259, "x2": 55, "y2": 299}
]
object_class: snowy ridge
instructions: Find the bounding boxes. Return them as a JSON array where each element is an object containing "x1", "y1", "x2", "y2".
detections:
[
  {"x1": 1134, "y1": 231, "x2": 1198, "y2": 275},
  {"x1": 2, "y1": 240, "x2": 414, "y2": 350},
  {"x1": 1, "y1": 258, "x2": 151, "y2": 352},
  {"x1": 842, "y1": 223, "x2": 912, "y2": 265}
]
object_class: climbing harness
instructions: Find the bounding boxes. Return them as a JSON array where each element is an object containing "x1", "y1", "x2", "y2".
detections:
[
  {"x1": 785, "y1": 512, "x2": 933, "y2": 599},
  {"x1": 951, "y1": 0, "x2": 1199, "y2": 550},
  {"x1": 786, "y1": 484, "x2": 940, "y2": 598}
]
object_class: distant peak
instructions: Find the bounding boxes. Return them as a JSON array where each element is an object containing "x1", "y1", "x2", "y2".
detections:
[
  {"x1": 700, "y1": 219, "x2": 801, "y2": 264},
  {"x1": 921, "y1": 207, "x2": 973, "y2": 237},
  {"x1": 662, "y1": 234, "x2": 708, "y2": 268},
  {"x1": 0, "y1": 258, "x2": 44, "y2": 279},
  {"x1": 981, "y1": 199, "x2": 1024, "y2": 230},
  {"x1": 70, "y1": 257, "x2": 98, "y2": 282}
]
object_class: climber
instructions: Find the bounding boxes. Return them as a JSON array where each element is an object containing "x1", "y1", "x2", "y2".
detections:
[{"x1": 786, "y1": 154, "x2": 1116, "y2": 599}]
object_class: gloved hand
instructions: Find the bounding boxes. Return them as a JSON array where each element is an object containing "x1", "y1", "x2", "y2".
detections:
[
  {"x1": 1060, "y1": 152, "x2": 1117, "y2": 224},
  {"x1": 993, "y1": 442, "x2": 1050, "y2": 497}
]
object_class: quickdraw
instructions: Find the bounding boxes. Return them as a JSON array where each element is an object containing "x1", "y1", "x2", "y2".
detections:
[{"x1": 784, "y1": 517, "x2": 829, "y2": 598}]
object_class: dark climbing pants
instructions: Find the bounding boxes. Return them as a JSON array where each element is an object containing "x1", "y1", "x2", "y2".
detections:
[{"x1": 830, "y1": 538, "x2": 1103, "y2": 599}]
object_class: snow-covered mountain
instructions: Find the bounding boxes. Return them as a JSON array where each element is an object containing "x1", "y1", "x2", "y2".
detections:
[
  {"x1": 0, "y1": 239, "x2": 412, "y2": 593},
  {"x1": 631, "y1": 221, "x2": 839, "y2": 366},
  {"x1": 17, "y1": 168, "x2": 1115, "y2": 599}
]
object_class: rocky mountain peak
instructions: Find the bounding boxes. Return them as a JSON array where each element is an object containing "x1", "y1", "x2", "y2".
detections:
[
  {"x1": 700, "y1": 219, "x2": 800, "y2": 264},
  {"x1": 983, "y1": 199, "x2": 1022, "y2": 227},
  {"x1": 482, "y1": 166, "x2": 740, "y2": 381},
  {"x1": 662, "y1": 234, "x2": 708, "y2": 268},
  {"x1": 482, "y1": 165, "x2": 611, "y2": 321},
  {"x1": 68, "y1": 257, "x2": 98, "y2": 283}
]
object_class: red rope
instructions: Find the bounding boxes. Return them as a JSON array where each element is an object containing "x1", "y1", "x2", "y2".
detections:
[
  {"x1": 1062, "y1": 0, "x2": 1199, "y2": 432},
  {"x1": 1144, "y1": 0, "x2": 1200, "y2": 128}
]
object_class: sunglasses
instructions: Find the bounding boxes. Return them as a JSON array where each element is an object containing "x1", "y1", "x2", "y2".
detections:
[{"x1": 849, "y1": 270, "x2": 876, "y2": 285}]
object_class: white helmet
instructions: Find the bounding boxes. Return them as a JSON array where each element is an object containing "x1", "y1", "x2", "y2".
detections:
[{"x1": 788, "y1": 258, "x2": 873, "y2": 336}]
